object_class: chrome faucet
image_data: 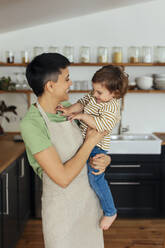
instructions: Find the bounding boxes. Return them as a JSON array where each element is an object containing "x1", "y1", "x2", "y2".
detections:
[{"x1": 117, "y1": 97, "x2": 129, "y2": 135}]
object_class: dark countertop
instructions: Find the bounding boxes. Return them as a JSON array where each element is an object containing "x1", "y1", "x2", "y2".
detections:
[{"x1": 0, "y1": 133, "x2": 25, "y2": 174}]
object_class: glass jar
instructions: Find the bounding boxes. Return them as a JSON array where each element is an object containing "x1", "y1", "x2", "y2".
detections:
[
  {"x1": 112, "y1": 47, "x2": 122, "y2": 63},
  {"x1": 141, "y1": 46, "x2": 152, "y2": 63},
  {"x1": 6, "y1": 51, "x2": 14, "y2": 63},
  {"x1": 97, "y1": 47, "x2": 108, "y2": 63},
  {"x1": 48, "y1": 46, "x2": 60, "y2": 53},
  {"x1": 33, "y1": 47, "x2": 44, "y2": 58},
  {"x1": 63, "y1": 46, "x2": 74, "y2": 62},
  {"x1": 128, "y1": 46, "x2": 140, "y2": 63},
  {"x1": 79, "y1": 46, "x2": 90, "y2": 63},
  {"x1": 154, "y1": 46, "x2": 165, "y2": 63},
  {"x1": 21, "y1": 51, "x2": 29, "y2": 63}
]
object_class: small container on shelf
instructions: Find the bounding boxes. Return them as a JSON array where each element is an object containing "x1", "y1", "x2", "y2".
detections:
[
  {"x1": 97, "y1": 47, "x2": 108, "y2": 63},
  {"x1": 48, "y1": 46, "x2": 60, "y2": 53},
  {"x1": 127, "y1": 46, "x2": 140, "y2": 63},
  {"x1": 154, "y1": 46, "x2": 165, "y2": 63},
  {"x1": 21, "y1": 50, "x2": 29, "y2": 64},
  {"x1": 33, "y1": 47, "x2": 44, "y2": 58},
  {"x1": 112, "y1": 47, "x2": 123, "y2": 63},
  {"x1": 63, "y1": 46, "x2": 74, "y2": 62},
  {"x1": 6, "y1": 51, "x2": 14, "y2": 63},
  {"x1": 79, "y1": 46, "x2": 91, "y2": 63},
  {"x1": 141, "y1": 46, "x2": 152, "y2": 63}
]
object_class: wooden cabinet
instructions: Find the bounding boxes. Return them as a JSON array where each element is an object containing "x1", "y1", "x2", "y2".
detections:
[
  {"x1": 0, "y1": 152, "x2": 31, "y2": 248},
  {"x1": 160, "y1": 145, "x2": 165, "y2": 216},
  {"x1": 105, "y1": 154, "x2": 161, "y2": 217},
  {"x1": 17, "y1": 153, "x2": 30, "y2": 231},
  {"x1": 1, "y1": 160, "x2": 19, "y2": 248},
  {"x1": 0, "y1": 178, "x2": 3, "y2": 248}
]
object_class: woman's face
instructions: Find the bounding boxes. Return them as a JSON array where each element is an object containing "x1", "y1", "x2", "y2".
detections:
[{"x1": 53, "y1": 67, "x2": 72, "y2": 102}]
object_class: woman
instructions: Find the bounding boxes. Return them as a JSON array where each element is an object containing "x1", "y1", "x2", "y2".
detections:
[{"x1": 20, "y1": 53, "x2": 111, "y2": 248}]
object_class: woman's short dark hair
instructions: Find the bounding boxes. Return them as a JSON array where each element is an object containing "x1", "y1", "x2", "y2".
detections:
[
  {"x1": 92, "y1": 65, "x2": 129, "y2": 99},
  {"x1": 26, "y1": 53, "x2": 70, "y2": 96}
]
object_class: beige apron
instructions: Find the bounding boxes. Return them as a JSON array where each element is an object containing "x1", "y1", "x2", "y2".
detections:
[{"x1": 37, "y1": 102, "x2": 104, "y2": 248}]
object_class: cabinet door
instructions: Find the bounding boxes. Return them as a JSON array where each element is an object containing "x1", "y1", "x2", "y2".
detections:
[
  {"x1": 18, "y1": 153, "x2": 30, "y2": 231},
  {"x1": 0, "y1": 179, "x2": 3, "y2": 248},
  {"x1": 2, "y1": 161, "x2": 19, "y2": 248},
  {"x1": 109, "y1": 180, "x2": 160, "y2": 217}
]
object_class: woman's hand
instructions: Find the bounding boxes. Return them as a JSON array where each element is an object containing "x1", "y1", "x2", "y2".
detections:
[
  {"x1": 89, "y1": 153, "x2": 111, "y2": 175},
  {"x1": 85, "y1": 127, "x2": 108, "y2": 147}
]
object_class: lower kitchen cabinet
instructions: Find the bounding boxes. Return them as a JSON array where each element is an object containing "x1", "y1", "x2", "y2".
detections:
[
  {"x1": 1, "y1": 160, "x2": 19, "y2": 248},
  {"x1": 17, "y1": 154, "x2": 31, "y2": 231},
  {"x1": 105, "y1": 154, "x2": 161, "y2": 217},
  {"x1": 0, "y1": 178, "x2": 3, "y2": 248},
  {"x1": 0, "y1": 152, "x2": 31, "y2": 248},
  {"x1": 109, "y1": 181, "x2": 160, "y2": 217},
  {"x1": 32, "y1": 152, "x2": 163, "y2": 218},
  {"x1": 160, "y1": 146, "x2": 165, "y2": 216}
]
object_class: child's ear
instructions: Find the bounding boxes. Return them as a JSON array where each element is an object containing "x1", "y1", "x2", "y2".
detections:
[{"x1": 114, "y1": 90, "x2": 121, "y2": 99}]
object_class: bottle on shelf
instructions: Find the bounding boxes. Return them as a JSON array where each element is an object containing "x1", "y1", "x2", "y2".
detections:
[
  {"x1": 154, "y1": 46, "x2": 165, "y2": 63},
  {"x1": 63, "y1": 46, "x2": 74, "y2": 62},
  {"x1": 48, "y1": 46, "x2": 60, "y2": 53},
  {"x1": 5, "y1": 51, "x2": 14, "y2": 63},
  {"x1": 112, "y1": 47, "x2": 123, "y2": 63},
  {"x1": 127, "y1": 46, "x2": 140, "y2": 63},
  {"x1": 79, "y1": 46, "x2": 91, "y2": 63},
  {"x1": 97, "y1": 47, "x2": 108, "y2": 63},
  {"x1": 21, "y1": 50, "x2": 29, "y2": 64},
  {"x1": 141, "y1": 46, "x2": 152, "y2": 63},
  {"x1": 33, "y1": 47, "x2": 44, "y2": 58}
]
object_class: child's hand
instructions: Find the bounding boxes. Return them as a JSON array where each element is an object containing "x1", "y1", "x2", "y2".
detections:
[
  {"x1": 68, "y1": 113, "x2": 83, "y2": 121},
  {"x1": 56, "y1": 104, "x2": 70, "y2": 116}
]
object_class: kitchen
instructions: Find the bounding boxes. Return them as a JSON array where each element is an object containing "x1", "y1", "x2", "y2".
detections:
[{"x1": 0, "y1": 0, "x2": 165, "y2": 247}]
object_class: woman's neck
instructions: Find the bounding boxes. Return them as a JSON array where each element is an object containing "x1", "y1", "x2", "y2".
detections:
[{"x1": 37, "y1": 95, "x2": 59, "y2": 114}]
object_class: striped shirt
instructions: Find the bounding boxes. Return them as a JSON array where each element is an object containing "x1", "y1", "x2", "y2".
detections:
[{"x1": 77, "y1": 92, "x2": 121, "y2": 150}]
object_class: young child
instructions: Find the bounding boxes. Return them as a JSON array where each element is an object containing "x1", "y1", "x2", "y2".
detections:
[{"x1": 57, "y1": 65, "x2": 129, "y2": 230}]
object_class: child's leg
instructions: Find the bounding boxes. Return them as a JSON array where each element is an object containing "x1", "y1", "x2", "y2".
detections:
[{"x1": 87, "y1": 147, "x2": 117, "y2": 229}]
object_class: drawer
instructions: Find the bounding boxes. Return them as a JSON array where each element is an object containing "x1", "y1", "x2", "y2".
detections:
[
  {"x1": 105, "y1": 162, "x2": 160, "y2": 180},
  {"x1": 109, "y1": 180, "x2": 160, "y2": 217}
]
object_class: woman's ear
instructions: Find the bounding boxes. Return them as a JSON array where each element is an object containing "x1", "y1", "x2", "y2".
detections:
[{"x1": 44, "y1": 81, "x2": 55, "y2": 93}]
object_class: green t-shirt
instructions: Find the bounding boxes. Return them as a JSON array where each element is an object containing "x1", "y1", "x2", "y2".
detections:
[{"x1": 20, "y1": 101, "x2": 71, "y2": 179}]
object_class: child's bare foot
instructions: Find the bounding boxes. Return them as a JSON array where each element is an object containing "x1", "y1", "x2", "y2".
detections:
[{"x1": 100, "y1": 213, "x2": 117, "y2": 230}]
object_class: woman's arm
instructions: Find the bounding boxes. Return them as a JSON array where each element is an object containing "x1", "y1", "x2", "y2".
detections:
[{"x1": 34, "y1": 129, "x2": 106, "y2": 188}]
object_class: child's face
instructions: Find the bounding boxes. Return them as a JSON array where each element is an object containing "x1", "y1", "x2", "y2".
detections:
[{"x1": 92, "y1": 82, "x2": 115, "y2": 104}]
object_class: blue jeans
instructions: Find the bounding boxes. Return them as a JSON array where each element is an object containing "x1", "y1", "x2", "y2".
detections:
[{"x1": 87, "y1": 146, "x2": 117, "y2": 216}]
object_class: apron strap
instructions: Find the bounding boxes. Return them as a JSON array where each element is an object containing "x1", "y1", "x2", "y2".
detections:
[{"x1": 36, "y1": 101, "x2": 50, "y2": 127}]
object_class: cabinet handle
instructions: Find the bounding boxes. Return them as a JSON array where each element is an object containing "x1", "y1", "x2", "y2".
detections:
[
  {"x1": 110, "y1": 182, "x2": 141, "y2": 185},
  {"x1": 3, "y1": 173, "x2": 9, "y2": 215},
  {"x1": 20, "y1": 158, "x2": 25, "y2": 178},
  {"x1": 110, "y1": 164, "x2": 141, "y2": 168}
]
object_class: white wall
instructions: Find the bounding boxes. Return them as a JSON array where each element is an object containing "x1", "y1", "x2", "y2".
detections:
[{"x1": 0, "y1": 0, "x2": 165, "y2": 133}]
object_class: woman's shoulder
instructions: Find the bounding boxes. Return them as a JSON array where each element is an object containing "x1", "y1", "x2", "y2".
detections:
[{"x1": 20, "y1": 104, "x2": 46, "y2": 133}]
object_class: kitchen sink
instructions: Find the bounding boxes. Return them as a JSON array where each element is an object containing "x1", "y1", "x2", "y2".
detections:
[{"x1": 108, "y1": 133, "x2": 162, "y2": 154}]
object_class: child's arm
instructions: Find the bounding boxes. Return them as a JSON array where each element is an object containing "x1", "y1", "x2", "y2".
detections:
[
  {"x1": 70, "y1": 103, "x2": 120, "y2": 133},
  {"x1": 56, "y1": 102, "x2": 84, "y2": 116},
  {"x1": 69, "y1": 113, "x2": 97, "y2": 129}
]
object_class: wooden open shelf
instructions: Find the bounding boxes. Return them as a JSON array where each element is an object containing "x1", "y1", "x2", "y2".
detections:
[
  {"x1": 1, "y1": 62, "x2": 165, "y2": 67},
  {"x1": 0, "y1": 89, "x2": 165, "y2": 94},
  {"x1": 0, "y1": 89, "x2": 164, "y2": 108}
]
